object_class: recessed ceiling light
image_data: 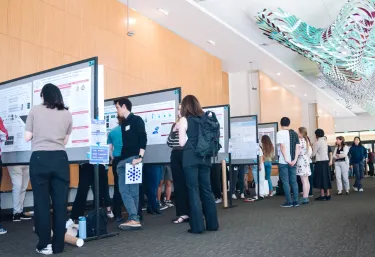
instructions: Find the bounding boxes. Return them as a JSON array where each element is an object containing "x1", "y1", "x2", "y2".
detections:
[
  {"x1": 207, "y1": 40, "x2": 216, "y2": 46},
  {"x1": 276, "y1": 73, "x2": 281, "y2": 76},
  {"x1": 128, "y1": 18, "x2": 136, "y2": 25},
  {"x1": 289, "y1": 85, "x2": 295, "y2": 87},
  {"x1": 304, "y1": 93, "x2": 307, "y2": 96},
  {"x1": 157, "y1": 8, "x2": 169, "y2": 16}
]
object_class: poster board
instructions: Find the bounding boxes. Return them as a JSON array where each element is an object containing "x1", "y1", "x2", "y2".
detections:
[
  {"x1": 0, "y1": 57, "x2": 100, "y2": 165},
  {"x1": 230, "y1": 115, "x2": 259, "y2": 165},
  {"x1": 202, "y1": 105, "x2": 230, "y2": 162},
  {"x1": 258, "y1": 122, "x2": 278, "y2": 162},
  {"x1": 104, "y1": 88, "x2": 181, "y2": 164}
]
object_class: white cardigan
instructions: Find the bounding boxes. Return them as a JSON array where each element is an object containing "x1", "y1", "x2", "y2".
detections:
[{"x1": 333, "y1": 145, "x2": 349, "y2": 164}]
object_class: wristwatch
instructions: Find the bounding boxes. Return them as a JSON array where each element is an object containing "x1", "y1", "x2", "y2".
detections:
[{"x1": 138, "y1": 155, "x2": 143, "y2": 159}]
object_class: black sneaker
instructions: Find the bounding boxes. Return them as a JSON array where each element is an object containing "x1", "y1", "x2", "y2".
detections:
[
  {"x1": 292, "y1": 202, "x2": 300, "y2": 207},
  {"x1": 20, "y1": 213, "x2": 32, "y2": 220},
  {"x1": 325, "y1": 195, "x2": 332, "y2": 201},
  {"x1": 13, "y1": 213, "x2": 21, "y2": 222},
  {"x1": 315, "y1": 196, "x2": 326, "y2": 201}
]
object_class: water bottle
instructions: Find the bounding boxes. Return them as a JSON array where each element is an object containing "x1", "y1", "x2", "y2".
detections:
[{"x1": 78, "y1": 216, "x2": 87, "y2": 239}]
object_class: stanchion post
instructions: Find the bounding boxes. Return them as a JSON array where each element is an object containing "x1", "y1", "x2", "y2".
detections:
[
  {"x1": 256, "y1": 155, "x2": 260, "y2": 199},
  {"x1": 94, "y1": 164, "x2": 100, "y2": 238},
  {"x1": 221, "y1": 160, "x2": 228, "y2": 208}
]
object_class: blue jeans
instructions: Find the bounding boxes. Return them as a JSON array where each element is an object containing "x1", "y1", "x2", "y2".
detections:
[
  {"x1": 353, "y1": 161, "x2": 364, "y2": 189},
  {"x1": 184, "y1": 164, "x2": 219, "y2": 233},
  {"x1": 264, "y1": 161, "x2": 273, "y2": 191},
  {"x1": 278, "y1": 164, "x2": 298, "y2": 203},
  {"x1": 147, "y1": 165, "x2": 162, "y2": 211},
  {"x1": 117, "y1": 156, "x2": 140, "y2": 222}
]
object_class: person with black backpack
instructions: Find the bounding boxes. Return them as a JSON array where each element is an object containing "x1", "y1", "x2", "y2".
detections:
[{"x1": 179, "y1": 95, "x2": 219, "y2": 234}]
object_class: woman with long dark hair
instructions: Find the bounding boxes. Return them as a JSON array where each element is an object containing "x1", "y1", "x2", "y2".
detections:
[
  {"x1": 349, "y1": 136, "x2": 367, "y2": 192},
  {"x1": 312, "y1": 129, "x2": 331, "y2": 201},
  {"x1": 167, "y1": 104, "x2": 189, "y2": 224},
  {"x1": 179, "y1": 95, "x2": 219, "y2": 234},
  {"x1": 333, "y1": 136, "x2": 350, "y2": 195},
  {"x1": 261, "y1": 135, "x2": 275, "y2": 196},
  {"x1": 296, "y1": 127, "x2": 312, "y2": 204},
  {"x1": 25, "y1": 83, "x2": 72, "y2": 255}
]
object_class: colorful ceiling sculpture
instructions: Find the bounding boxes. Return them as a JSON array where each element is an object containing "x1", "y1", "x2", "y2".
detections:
[{"x1": 256, "y1": 0, "x2": 375, "y2": 114}]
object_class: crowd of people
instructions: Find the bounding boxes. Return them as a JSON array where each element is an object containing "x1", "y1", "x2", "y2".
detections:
[{"x1": 0, "y1": 84, "x2": 371, "y2": 255}]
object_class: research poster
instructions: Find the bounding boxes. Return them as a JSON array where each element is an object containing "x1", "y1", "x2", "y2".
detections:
[
  {"x1": 0, "y1": 83, "x2": 32, "y2": 152},
  {"x1": 133, "y1": 100, "x2": 176, "y2": 145},
  {"x1": 203, "y1": 107, "x2": 225, "y2": 153},
  {"x1": 258, "y1": 126, "x2": 276, "y2": 147},
  {"x1": 231, "y1": 119, "x2": 257, "y2": 159},
  {"x1": 104, "y1": 100, "x2": 176, "y2": 146},
  {"x1": 33, "y1": 67, "x2": 92, "y2": 148}
]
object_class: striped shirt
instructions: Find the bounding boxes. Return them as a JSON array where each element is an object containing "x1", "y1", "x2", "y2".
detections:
[
  {"x1": 0, "y1": 118, "x2": 8, "y2": 157},
  {"x1": 167, "y1": 123, "x2": 183, "y2": 150}
]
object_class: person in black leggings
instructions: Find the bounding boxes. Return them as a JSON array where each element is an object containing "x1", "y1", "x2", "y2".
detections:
[
  {"x1": 167, "y1": 104, "x2": 189, "y2": 224},
  {"x1": 179, "y1": 95, "x2": 219, "y2": 234}
]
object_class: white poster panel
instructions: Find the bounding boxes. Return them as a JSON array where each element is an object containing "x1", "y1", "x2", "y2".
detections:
[
  {"x1": 231, "y1": 120, "x2": 257, "y2": 159},
  {"x1": 32, "y1": 67, "x2": 92, "y2": 148},
  {"x1": 0, "y1": 83, "x2": 32, "y2": 152}
]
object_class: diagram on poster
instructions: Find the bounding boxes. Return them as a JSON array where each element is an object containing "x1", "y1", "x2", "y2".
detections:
[
  {"x1": 259, "y1": 127, "x2": 276, "y2": 147},
  {"x1": 203, "y1": 107, "x2": 225, "y2": 153},
  {"x1": 105, "y1": 100, "x2": 176, "y2": 146},
  {"x1": 33, "y1": 67, "x2": 92, "y2": 148},
  {"x1": 231, "y1": 120, "x2": 257, "y2": 159},
  {"x1": 104, "y1": 105, "x2": 118, "y2": 132},
  {"x1": 0, "y1": 83, "x2": 32, "y2": 152},
  {"x1": 133, "y1": 101, "x2": 175, "y2": 145}
]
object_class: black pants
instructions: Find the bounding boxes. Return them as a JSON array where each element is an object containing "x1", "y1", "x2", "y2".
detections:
[
  {"x1": 184, "y1": 164, "x2": 219, "y2": 233},
  {"x1": 210, "y1": 164, "x2": 222, "y2": 199},
  {"x1": 30, "y1": 151, "x2": 70, "y2": 253},
  {"x1": 170, "y1": 150, "x2": 189, "y2": 217},
  {"x1": 112, "y1": 158, "x2": 123, "y2": 218},
  {"x1": 70, "y1": 164, "x2": 111, "y2": 220},
  {"x1": 369, "y1": 162, "x2": 374, "y2": 176}
]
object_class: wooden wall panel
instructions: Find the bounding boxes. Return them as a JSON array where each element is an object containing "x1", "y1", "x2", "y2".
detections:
[
  {"x1": 259, "y1": 71, "x2": 302, "y2": 130},
  {"x1": 0, "y1": 0, "x2": 227, "y2": 191}
]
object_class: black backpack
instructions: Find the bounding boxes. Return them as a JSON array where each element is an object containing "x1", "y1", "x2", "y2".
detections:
[
  {"x1": 191, "y1": 111, "x2": 221, "y2": 158},
  {"x1": 85, "y1": 208, "x2": 108, "y2": 237}
]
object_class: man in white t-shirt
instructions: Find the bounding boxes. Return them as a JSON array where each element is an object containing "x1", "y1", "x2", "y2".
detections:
[{"x1": 277, "y1": 117, "x2": 300, "y2": 208}]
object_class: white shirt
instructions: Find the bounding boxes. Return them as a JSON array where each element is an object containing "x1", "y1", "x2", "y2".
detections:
[{"x1": 277, "y1": 130, "x2": 290, "y2": 164}]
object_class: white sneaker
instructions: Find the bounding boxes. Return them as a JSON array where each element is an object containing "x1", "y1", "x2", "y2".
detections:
[
  {"x1": 215, "y1": 198, "x2": 222, "y2": 204},
  {"x1": 353, "y1": 187, "x2": 359, "y2": 192},
  {"x1": 65, "y1": 219, "x2": 74, "y2": 229},
  {"x1": 165, "y1": 200, "x2": 174, "y2": 208},
  {"x1": 359, "y1": 188, "x2": 364, "y2": 192},
  {"x1": 107, "y1": 210, "x2": 114, "y2": 219},
  {"x1": 232, "y1": 194, "x2": 237, "y2": 200},
  {"x1": 36, "y1": 244, "x2": 53, "y2": 255},
  {"x1": 240, "y1": 193, "x2": 245, "y2": 199}
]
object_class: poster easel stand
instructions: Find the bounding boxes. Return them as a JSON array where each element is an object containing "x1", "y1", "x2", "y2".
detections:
[{"x1": 86, "y1": 62, "x2": 118, "y2": 241}]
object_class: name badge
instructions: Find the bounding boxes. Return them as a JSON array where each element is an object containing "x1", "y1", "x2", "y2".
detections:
[{"x1": 125, "y1": 125, "x2": 130, "y2": 131}]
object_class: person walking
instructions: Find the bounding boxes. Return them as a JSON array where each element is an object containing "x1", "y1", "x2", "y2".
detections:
[
  {"x1": 277, "y1": 117, "x2": 300, "y2": 208},
  {"x1": 0, "y1": 117, "x2": 8, "y2": 234},
  {"x1": 25, "y1": 83, "x2": 72, "y2": 254},
  {"x1": 313, "y1": 129, "x2": 332, "y2": 201},
  {"x1": 333, "y1": 136, "x2": 350, "y2": 195},
  {"x1": 261, "y1": 135, "x2": 275, "y2": 196},
  {"x1": 7, "y1": 165, "x2": 32, "y2": 221},
  {"x1": 115, "y1": 97, "x2": 147, "y2": 231},
  {"x1": 296, "y1": 127, "x2": 312, "y2": 204},
  {"x1": 179, "y1": 95, "x2": 219, "y2": 234},
  {"x1": 349, "y1": 136, "x2": 367, "y2": 192}
]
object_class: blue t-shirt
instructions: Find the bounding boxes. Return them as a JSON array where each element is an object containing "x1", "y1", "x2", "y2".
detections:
[{"x1": 107, "y1": 126, "x2": 123, "y2": 157}]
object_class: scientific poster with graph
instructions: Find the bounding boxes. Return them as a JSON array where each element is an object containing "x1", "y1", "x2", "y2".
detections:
[{"x1": 133, "y1": 100, "x2": 176, "y2": 145}]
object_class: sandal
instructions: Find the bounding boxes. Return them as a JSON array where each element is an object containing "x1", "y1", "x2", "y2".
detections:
[{"x1": 173, "y1": 216, "x2": 189, "y2": 224}]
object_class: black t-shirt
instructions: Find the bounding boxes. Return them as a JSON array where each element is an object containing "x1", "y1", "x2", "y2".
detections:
[
  {"x1": 120, "y1": 113, "x2": 147, "y2": 160},
  {"x1": 327, "y1": 146, "x2": 332, "y2": 159}
]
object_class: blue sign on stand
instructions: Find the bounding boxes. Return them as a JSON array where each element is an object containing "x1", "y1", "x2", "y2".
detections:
[{"x1": 89, "y1": 145, "x2": 109, "y2": 165}]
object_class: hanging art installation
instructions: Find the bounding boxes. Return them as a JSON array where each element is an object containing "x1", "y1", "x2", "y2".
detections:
[{"x1": 256, "y1": 0, "x2": 375, "y2": 114}]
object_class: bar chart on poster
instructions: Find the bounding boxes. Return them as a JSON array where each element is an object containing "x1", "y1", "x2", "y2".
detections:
[
  {"x1": 105, "y1": 88, "x2": 180, "y2": 164},
  {"x1": 0, "y1": 58, "x2": 100, "y2": 164}
]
